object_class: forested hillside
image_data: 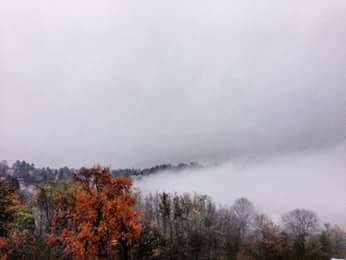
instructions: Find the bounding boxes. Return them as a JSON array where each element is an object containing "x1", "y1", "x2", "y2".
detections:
[
  {"x1": 1, "y1": 0, "x2": 345, "y2": 258},
  {"x1": 0, "y1": 160, "x2": 200, "y2": 187},
  {"x1": 0, "y1": 166, "x2": 345, "y2": 259}
]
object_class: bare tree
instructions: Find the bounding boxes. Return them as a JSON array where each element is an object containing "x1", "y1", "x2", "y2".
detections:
[
  {"x1": 224, "y1": 198, "x2": 257, "y2": 258},
  {"x1": 282, "y1": 209, "x2": 319, "y2": 258},
  {"x1": 231, "y1": 197, "x2": 256, "y2": 238},
  {"x1": 320, "y1": 223, "x2": 346, "y2": 258}
]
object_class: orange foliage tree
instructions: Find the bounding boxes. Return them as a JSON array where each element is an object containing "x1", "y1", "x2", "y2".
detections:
[{"x1": 48, "y1": 167, "x2": 141, "y2": 260}]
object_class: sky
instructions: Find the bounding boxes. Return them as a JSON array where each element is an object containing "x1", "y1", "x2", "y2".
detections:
[{"x1": 0, "y1": 0, "x2": 346, "y2": 168}]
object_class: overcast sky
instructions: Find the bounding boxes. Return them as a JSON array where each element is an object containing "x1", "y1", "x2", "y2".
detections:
[{"x1": 1, "y1": 0, "x2": 345, "y2": 168}]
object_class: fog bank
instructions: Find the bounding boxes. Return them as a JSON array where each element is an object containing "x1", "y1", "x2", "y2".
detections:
[{"x1": 136, "y1": 143, "x2": 346, "y2": 226}]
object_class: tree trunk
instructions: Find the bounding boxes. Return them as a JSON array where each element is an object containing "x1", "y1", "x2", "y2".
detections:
[{"x1": 121, "y1": 240, "x2": 130, "y2": 260}]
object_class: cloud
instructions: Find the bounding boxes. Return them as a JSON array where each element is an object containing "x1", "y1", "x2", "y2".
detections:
[
  {"x1": 136, "y1": 143, "x2": 346, "y2": 226},
  {"x1": 0, "y1": 0, "x2": 345, "y2": 167}
]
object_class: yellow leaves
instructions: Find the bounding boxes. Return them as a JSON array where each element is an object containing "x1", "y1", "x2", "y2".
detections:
[{"x1": 192, "y1": 208, "x2": 200, "y2": 215}]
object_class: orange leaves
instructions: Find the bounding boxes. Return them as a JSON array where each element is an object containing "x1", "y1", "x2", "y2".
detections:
[
  {"x1": 46, "y1": 233, "x2": 58, "y2": 246},
  {"x1": 0, "y1": 231, "x2": 36, "y2": 259},
  {"x1": 112, "y1": 175, "x2": 133, "y2": 192},
  {"x1": 48, "y1": 167, "x2": 141, "y2": 259}
]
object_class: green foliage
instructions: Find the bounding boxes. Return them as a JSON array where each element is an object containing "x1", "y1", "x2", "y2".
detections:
[
  {"x1": 0, "y1": 181, "x2": 34, "y2": 236},
  {"x1": 35, "y1": 181, "x2": 78, "y2": 236},
  {"x1": 0, "y1": 182, "x2": 16, "y2": 236}
]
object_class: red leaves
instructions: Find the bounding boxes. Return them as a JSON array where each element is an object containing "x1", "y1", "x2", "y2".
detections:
[
  {"x1": 49, "y1": 167, "x2": 141, "y2": 259},
  {"x1": 46, "y1": 233, "x2": 58, "y2": 246},
  {"x1": 0, "y1": 237, "x2": 6, "y2": 253}
]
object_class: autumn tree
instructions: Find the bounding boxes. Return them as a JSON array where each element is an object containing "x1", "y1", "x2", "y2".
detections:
[
  {"x1": 35, "y1": 181, "x2": 77, "y2": 236},
  {"x1": 0, "y1": 180, "x2": 35, "y2": 259},
  {"x1": 0, "y1": 182, "x2": 16, "y2": 237},
  {"x1": 48, "y1": 167, "x2": 141, "y2": 260}
]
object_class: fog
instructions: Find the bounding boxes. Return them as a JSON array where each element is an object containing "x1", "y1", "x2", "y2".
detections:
[
  {"x1": 137, "y1": 143, "x2": 346, "y2": 225},
  {"x1": 1, "y1": 0, "x2": 346, "y2": 168},
  {"x1": 1, "y1": 0, "x2": 346, "y2": 223}
]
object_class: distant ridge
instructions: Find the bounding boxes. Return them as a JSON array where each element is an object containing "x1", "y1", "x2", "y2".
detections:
[{"x1": 0, "y1": 160, "x2": 201, "y2": 187}]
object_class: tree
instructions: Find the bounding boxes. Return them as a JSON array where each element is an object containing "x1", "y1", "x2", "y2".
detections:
[
  {"x1": 0, "y1": 182, "x2": 16, "y2": 236},
  {"x1": 0, "y1": 231, "x2": 36, "y2": 259},
  {"x1": 246, "y1": 214, "x2": 287, "y2": 260},
  {"x1": 0, "y1": 181, "x2": 35, "y2": 259},
  {"x1": 131, "y1": 223, "x2": 167, "y2": 260},
  {"x1": 282, "y1": 209, "x2": 319, "y2": 259},
  {"x1": 0, "y1": 181, "x2": 34, "y2": 236},
  {"x1": 231, "y1": 197, "x2": 256, "y2": 238},
  {"x1": 0, "y1": 161, "x2": 8, "y2": 177},
  {"x1": 225, "y1": 198, "x2": 256, "y2": 258},
  {"x1": 158, "y1": 192, "x2": 171, "y2": 237},
  {"x1": 48, "y1": 167, "x2": 141, "y2": 260},
  {"x1": 320, "y1": 223, "x2": 346, "y2": 258},
  {"x1": 35, "y1": 181, "x2": 77, "y2": 236}
]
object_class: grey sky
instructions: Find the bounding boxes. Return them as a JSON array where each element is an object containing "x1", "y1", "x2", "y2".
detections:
[{"x1": 1, "y1": 0, "x2": 346, "y2": 168}]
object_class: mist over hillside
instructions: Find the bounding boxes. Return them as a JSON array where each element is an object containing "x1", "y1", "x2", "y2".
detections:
[
  {"x1": 1, "y1": 0, "x2": 346, "y2": 258},
  {"x1": 137, "y1": 143, "x2": 346, "y2": 226}
]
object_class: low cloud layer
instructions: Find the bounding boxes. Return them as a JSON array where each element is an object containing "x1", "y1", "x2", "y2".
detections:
[
  {"x1": 137, "y1": 143, "x2": 346, "y2": 226},
  {"x1": 1, "y1": 0, "x2": 346, "y2": 167}
]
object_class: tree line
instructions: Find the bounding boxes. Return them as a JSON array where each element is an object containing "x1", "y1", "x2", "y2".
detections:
[
  {"x1": 0, "y1": 166, "x2": 345, "y2": 259},
  {"x1": 0, "y1": 160, "x2": 200, "y2": 187}
]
